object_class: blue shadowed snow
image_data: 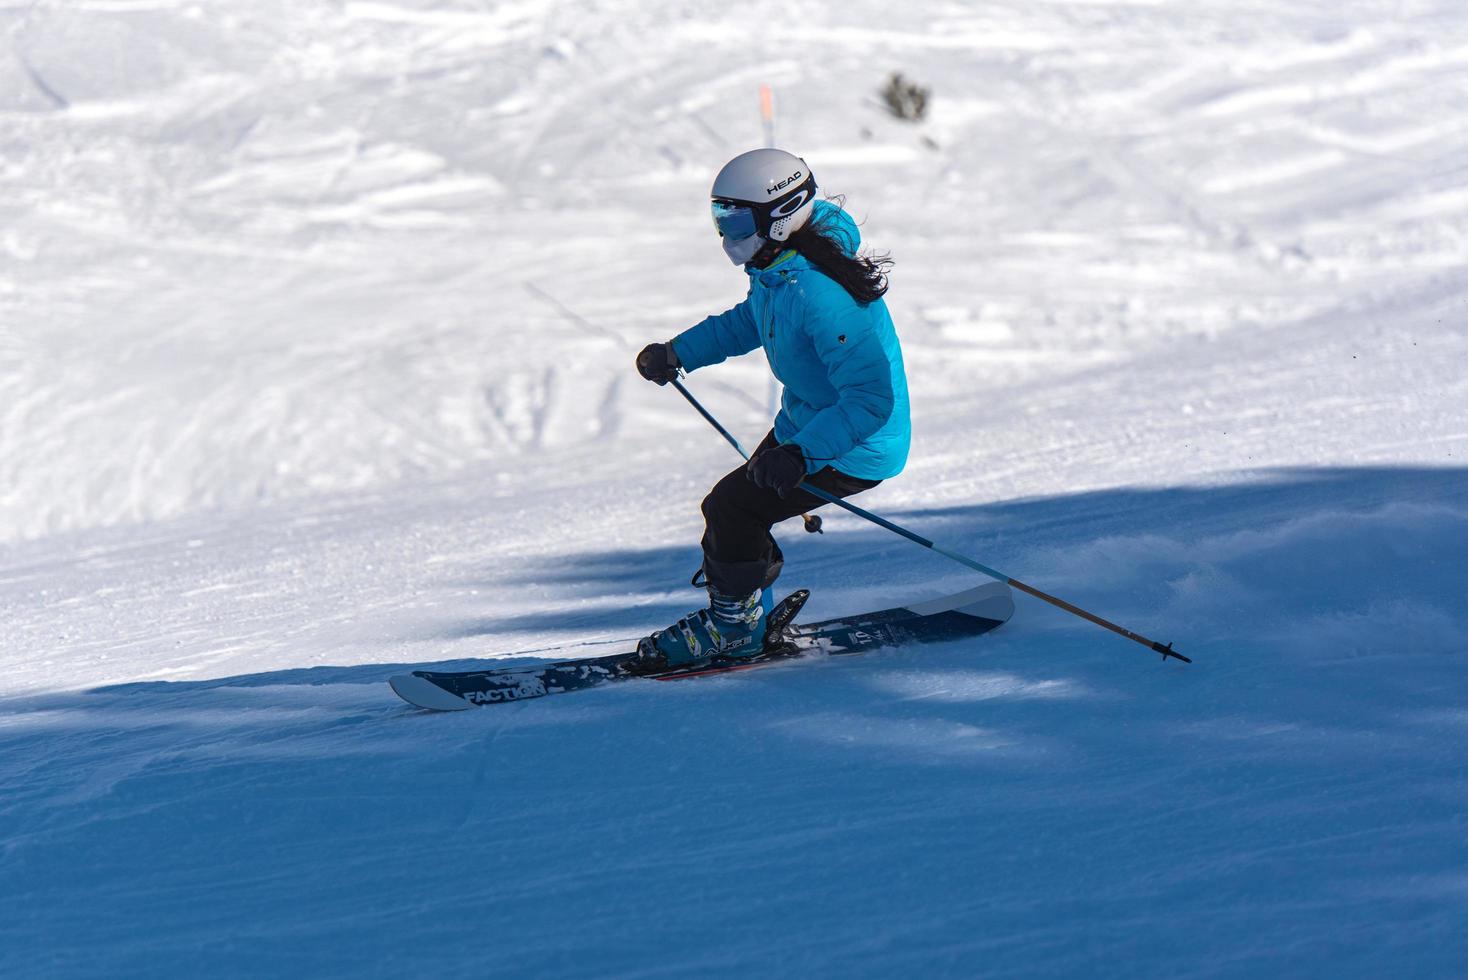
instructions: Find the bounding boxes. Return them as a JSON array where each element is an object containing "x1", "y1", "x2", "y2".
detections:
[{"x1": 2, "y1": 468, "x2": 1465, "y2": 977}]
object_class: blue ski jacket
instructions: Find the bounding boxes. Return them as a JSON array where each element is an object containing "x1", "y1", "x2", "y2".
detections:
[{"x1": 671, "y1": 202, "x2": 910, "y2": 481}]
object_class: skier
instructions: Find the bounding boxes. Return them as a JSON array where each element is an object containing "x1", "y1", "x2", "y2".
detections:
[{"x1": 632, "y1": 148, "x2": 911, "y2": 670}]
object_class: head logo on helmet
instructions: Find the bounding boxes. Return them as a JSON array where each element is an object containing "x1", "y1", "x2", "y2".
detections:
[{"x1": 767, "y1": 170, "x2": 804, "y2": 195}]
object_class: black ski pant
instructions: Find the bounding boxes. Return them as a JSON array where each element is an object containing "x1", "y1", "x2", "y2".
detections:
[{"x1": 700, "y1": 431, "x2": 881, "y2": 597}]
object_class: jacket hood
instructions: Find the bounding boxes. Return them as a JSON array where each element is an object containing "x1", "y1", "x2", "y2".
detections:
[
  {"x1": 748, "y1": 200, "x2": 861, "y2": 282},
  {"x1": 807, "y1": 199, "x2": 861, "y2": 256}
]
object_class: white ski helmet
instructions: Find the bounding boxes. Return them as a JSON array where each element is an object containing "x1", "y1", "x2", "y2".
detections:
[{"x1": 710, "y1": 148, "x2": 818, "y2": 244}]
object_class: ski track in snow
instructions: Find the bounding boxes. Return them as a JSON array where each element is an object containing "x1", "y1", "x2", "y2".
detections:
[{"x1": 2, "y1": 0, "x2": 1468, "y2": 976}]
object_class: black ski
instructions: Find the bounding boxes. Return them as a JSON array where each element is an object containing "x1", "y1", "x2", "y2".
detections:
[{"x1": 390, "y1": 582, "x2": 1014, "y2": 711}]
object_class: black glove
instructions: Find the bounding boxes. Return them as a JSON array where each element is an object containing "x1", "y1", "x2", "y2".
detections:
[
  {"x1": 746, "y1": 443, "x2": 807, "y2": 498},
  {"x1": 636, "y1": 342, "x2": 681, "y2": 385}
]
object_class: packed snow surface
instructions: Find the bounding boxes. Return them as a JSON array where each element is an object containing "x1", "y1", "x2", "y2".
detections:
[{"x1": 2, "y1": 0, "x2": 1466, "y2": 976}]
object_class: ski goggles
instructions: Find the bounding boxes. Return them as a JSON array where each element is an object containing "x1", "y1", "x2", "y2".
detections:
[{"x1": 711, "y1": 200, "x2": 759, "y2": 241}]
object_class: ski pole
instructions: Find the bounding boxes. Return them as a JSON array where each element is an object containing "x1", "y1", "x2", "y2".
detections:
[{"x1": 670, "y1": 379, "x2": 1189, "y2": 664}]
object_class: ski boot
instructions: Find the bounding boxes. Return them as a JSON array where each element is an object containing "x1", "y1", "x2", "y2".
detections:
[{"x1": 627, "y1": 586, "x2": 773, "y2": 675}]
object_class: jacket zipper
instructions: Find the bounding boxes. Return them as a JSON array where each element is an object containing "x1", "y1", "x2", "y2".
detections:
[
  {"x1": 764, "y1": 300, "x2": 778, "y2": 377},
  {"x1": 763, "y1": 272, "x2": 790, "y2": 378}
]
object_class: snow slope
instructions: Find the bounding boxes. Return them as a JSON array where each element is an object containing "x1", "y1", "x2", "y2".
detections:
[{"x1": 2, "y1": 0, "x2": 1466, "y2": 976}]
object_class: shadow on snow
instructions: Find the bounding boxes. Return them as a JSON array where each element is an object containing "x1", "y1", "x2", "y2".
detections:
[{"x1": 3, "y1": 467, "x2": 1466, "y2": 979}]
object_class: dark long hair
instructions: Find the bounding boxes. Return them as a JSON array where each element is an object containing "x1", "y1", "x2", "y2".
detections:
[{"x1": 785, "y1": 197, "x2": 893, "y2": 305}]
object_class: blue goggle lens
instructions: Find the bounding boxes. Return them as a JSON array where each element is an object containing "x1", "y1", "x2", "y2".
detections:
[{"x1": 711, "y1": 201, "x2": 758, "y2": 241}]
